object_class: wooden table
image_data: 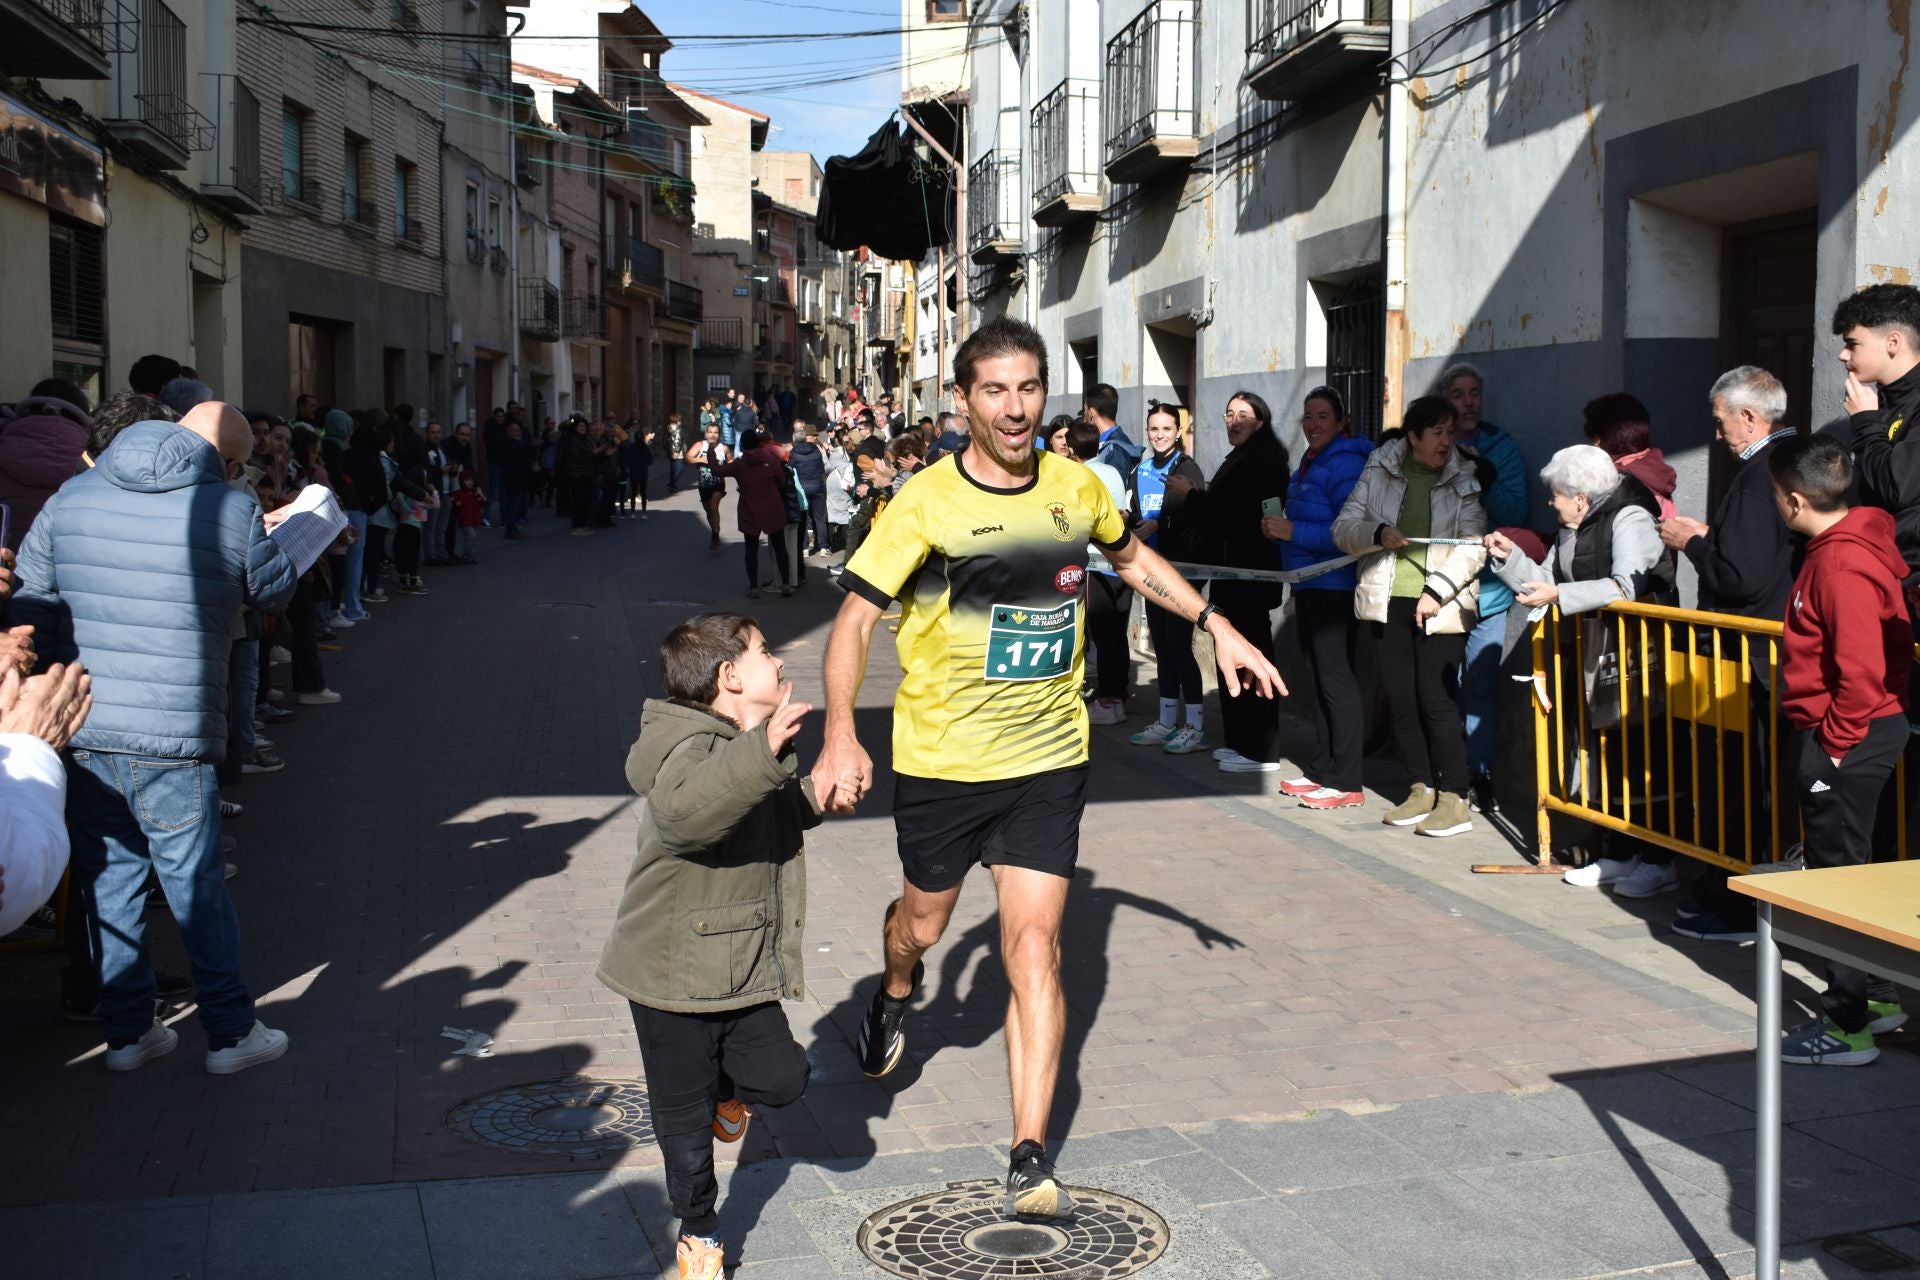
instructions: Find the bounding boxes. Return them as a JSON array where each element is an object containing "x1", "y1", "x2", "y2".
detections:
[{"x1": 1730, "y1": 863, "x2": 1920, "y2": 1280}]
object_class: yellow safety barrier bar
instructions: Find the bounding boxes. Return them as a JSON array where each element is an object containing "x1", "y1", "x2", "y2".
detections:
[{"x1": 1531, "y1": 600, "x2": 1912, "y2": 874}]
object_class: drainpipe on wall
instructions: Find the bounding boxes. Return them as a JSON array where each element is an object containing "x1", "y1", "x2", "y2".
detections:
[
  {"x1": 1382, "y1": 0, "x2": 1412, "y2": 426},
  {"x1": 510, "y1": 120, "x2": 522, "y2": 404}
]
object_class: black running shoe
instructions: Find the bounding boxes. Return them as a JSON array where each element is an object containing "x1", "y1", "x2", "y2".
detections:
[
  {"x1": 1006, "y1": 1140, "x2": 1076, "y2": 1221},
  {"x1": 857, "y1": 960, "x2": 922, "y2": 1078}
]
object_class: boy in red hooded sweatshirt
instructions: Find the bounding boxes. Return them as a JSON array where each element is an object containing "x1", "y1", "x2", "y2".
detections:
[{"x1": 1769, "y1": 433, "x2": 1912, "y2": 1066}]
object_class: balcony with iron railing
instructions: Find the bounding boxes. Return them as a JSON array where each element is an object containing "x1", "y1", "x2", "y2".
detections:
[
  {"x1": 967, "y1": 149, "x2": 1023, "y2": 262},
  {"x1": 489, "y1": 244, "x2": 509, "y2": 274},
  {"x1": 623, "y1": 108, "x2": 669, "y2": 174},
  {"x1": 343, "y1": 193, "x2": 380, "y2": 233},
  {"x1": 770, "y1": 276, "x2": 794, "y2": 308},
  {"x1": 1103, "y1": 0, "x2": 1200, "y2": 184},
  {"x1": 563, "y1": 292, "x2": 607, "y2": 341},
  {"x1": 666, "y1": 280, "x2": 703, "y2": 325},
  {"x1": 0, "y1": 0, "x2": 111, "y2": 80},
  {"x1": 651, "y1": 173, "x2": 695, "y2": 224},
  {"x1": 106, "y1": 0, "x2": 210, "y2": 170},
  {"x1": 698, "y1": 316, "x2": 744, "y2": 353},
  {"x1": 1246, "y1": 0, "x2": 1389, "y2": 101},
  {"x1": 465, "y1": 232, "x2": 487, "y2": 265},
  {"x1": 519, "y1": 277, "x2": 560, "y2": 341},
  {"x1": 198, "y1": 73, "x2": 262, "y2": 214},
  {"x1": 1031, "y1": 77, "x2": 1101, "y2": 228},
  {"x1": 278, "y1": 172, "x2": 325, "y2": 213}
]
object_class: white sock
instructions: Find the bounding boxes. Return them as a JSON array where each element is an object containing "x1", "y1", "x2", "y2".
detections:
[
  {"x1": 1186, "y1": 703, "x2": 1205, "y2": 729},
  {"x1": 1158, "y1": 698, "x2": 1179, "y2": 728}
]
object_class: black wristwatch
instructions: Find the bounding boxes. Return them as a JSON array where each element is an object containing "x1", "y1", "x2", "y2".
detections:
[{"x1": 1194, "y1": 602, "x2": 1217, "y2": 631}]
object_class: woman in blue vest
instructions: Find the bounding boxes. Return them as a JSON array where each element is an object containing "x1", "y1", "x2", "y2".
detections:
[
  {"x1": 1264, "y1": 387, "x2": 1373, "y2": 808},
  {"x1": 1126, "y1": 402, "x2": 1210, "y2": 752}
]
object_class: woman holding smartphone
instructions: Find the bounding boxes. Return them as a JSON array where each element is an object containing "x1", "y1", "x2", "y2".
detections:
[{"x1": 1163, "y1": 391, "x2": 1290, "y2": 773}]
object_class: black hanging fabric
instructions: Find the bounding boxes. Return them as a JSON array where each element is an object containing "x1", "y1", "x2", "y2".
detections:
[{"x1": 816, "y1": 119, "x2": 955, "y2": 260}]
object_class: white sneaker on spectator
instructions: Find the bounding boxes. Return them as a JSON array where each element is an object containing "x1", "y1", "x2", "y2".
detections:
[
  {"x1": 1088, "y1": 700, "x2": 1126, "y2": 726},
  {"x1": 1128, "y1": 722, "x2": 1175, "y2": 746},
  {"x1": 269, "y1": 646, "x2": 292, "y2": 665},
  {"x1": 327, "y1": 614, "x2": 356, "y2": 630},
  {"x1": 1562, "y1": 856, "x2": 1640, "y2": 888},
  {"x1": 206, "y1": 1021, "x2": 289, "y2": 1075},
  {"x1": 105, "y1": 1019, "x2": 179, "y2": 1072},
  {"x1": 1219, "y1": 757, "x2": 1281, "y2": 773},
  {"x1": 1163, "y1": 725, "x2": 1210, "y2": 755},
  {"x1": 1213, "y1": 748, "x2": 1248, "y2": 764},
  {"x1": 296, "y1": 688, "x2": 343, "y2": 706},
  {"x1": 1613, "y1": 860, "x2": 1680, "y2": 898}
]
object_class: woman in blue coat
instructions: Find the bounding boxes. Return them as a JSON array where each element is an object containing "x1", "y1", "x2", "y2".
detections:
[{"x1": 1263, "y1": 386, "x2": 1373, "y2": 808}]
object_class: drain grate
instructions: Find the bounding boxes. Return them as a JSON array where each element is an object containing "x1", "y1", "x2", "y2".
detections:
[
  {"x1": 446, "y1": 1077, "x2": 652, "y2": 1159},
  {"x1": 857, "y1": 1180, "x2": 1169, "y2": 1280}
]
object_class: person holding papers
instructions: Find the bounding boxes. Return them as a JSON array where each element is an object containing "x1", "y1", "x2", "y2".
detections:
[
  {"x1": 1334, "y1": 397, "x2": 1487, "y2": 838},
  {"x1": 9, "y1": 402, "x2": 300, "y2": 1075}
]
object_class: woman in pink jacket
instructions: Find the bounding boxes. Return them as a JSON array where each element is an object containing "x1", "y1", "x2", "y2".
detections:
[{"x1": 0, "y1": 379, "x2": 93, "y2": 551}]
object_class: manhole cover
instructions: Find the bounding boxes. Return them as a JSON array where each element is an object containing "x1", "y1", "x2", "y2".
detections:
[
  {"x1": 857, "y1": 1180, "x2": 1168, "y2": 1280},
  {"x1": 445, "y1": 1077, "x2": 652, "y2": 1158}
]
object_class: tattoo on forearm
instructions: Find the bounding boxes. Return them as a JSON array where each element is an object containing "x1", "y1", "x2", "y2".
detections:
[{"x1": 1142, "y1": 572, "x2": 1176, "y2": 601}]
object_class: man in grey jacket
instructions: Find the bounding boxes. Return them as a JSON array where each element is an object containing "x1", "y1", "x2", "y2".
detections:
[{"x1": 12, "y1": 402, "x2": 300, "y2": 1075}]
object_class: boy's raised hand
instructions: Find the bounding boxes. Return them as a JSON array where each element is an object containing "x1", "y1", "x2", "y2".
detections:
[{"x1": 766, "y1": 681, "x2": 811, "y2": 757}]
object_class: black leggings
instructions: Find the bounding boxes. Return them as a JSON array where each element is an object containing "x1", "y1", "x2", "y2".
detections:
[
  {"x1": 394, "y1": 525, "x2": 421, "y2": 579},
  {"x1": 1213, "y1": 583, "x2": 1280, "y2": 763},
  {"x1": 744, "y1": 530, "x2": 791, "y2": 588},
  {"x1": 360, "y1": 524, "x2": 388, "y2": 595},
  {"x1": 1145, "y1": 598, "x2": 1204, "y2": 703},
  {"x1": 289, "y1": 575, "x2": 326, "y2": 695},
  {"x1": 629, "y1": 1001, "x2": 809, "y2": 1238},
  {"x1": 1086, "y1": 574, "x2": 1133, "y2": 700},
  {"x1": 1295, "y1": 588, "x2": 1367, "y2": 792},
  {"x1": 1376, "y1": 595, "x2": 1468, "y2": 794}
]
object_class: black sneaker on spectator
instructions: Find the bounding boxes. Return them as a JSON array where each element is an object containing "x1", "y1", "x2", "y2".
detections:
[
  {"x1": 221, "y1": 835, "x2": 237, "y2": 855},
  {"x1": 256, "y1": 703, "x2": 296, "y2": 723},
  {"x1": 221, "y1": 799, "x2": 244, "y2": 819},
  {"x1": 241, "y1": 749, "x2": 286, "y2": 774}
]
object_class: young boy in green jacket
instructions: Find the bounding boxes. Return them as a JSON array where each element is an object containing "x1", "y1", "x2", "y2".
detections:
[{"x1": 599, "y1": 613, "x2": 830, "y2": 1280}]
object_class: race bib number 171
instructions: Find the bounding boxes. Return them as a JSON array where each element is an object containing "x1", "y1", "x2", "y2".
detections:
[{"x1": 986, "y1": 602, "x2": 1077, "y2": 682}]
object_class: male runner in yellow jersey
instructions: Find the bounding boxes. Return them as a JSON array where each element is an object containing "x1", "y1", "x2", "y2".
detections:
[{"x1": 815, "y1": 316, "x2": 1284, "y2": 1220}]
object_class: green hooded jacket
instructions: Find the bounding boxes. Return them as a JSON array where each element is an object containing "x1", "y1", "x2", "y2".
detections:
[{"x1": 597, "y1": 699, "x2": 822, "y2": 1013}]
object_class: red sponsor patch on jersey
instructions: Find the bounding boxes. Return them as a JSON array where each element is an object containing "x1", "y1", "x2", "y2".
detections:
[{"x1": 1054, "y1": 565, "x2": 1086, "y2": 593}]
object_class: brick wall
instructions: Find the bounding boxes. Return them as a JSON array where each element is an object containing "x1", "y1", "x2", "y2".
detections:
[{"x1": 238, "y1": 20, "x2": 444, "y2": 299}]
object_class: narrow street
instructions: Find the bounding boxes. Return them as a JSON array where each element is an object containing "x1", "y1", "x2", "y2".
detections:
[{"x1": 2, "y1": 485, "x2": 1916, "y2": 1280}]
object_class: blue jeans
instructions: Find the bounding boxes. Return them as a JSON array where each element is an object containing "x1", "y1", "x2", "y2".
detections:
[
  {"x1": 502, "y1": 488, "x2": 528, "y2": 530},
  {"x1": 66, "y1": 750, "x2": 254, "y2": 1046},
  {"x1": 1460, "y1": 607, "x2": 1507, "y2": 778},
  {"x1": 669, "y1": 459, "x2": 685, "y2": 490},
  {"x1": 337, "y1": 510, "x2": 368, "y2": 619},
  {"x1": 233, "y1": 637, "x2": 259, "y2": 758},
  {"x1": 804, "y1": 487, "x2": 829, "y2": 552}
]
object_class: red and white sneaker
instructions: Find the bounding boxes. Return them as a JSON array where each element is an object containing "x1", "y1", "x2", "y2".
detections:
[
  {"x1": 1298, "y1": 786, "x2": 1365, "y2": 810},
  {"x1": 1277, "y1": 776, "x2": 1320, "y2": 798}
]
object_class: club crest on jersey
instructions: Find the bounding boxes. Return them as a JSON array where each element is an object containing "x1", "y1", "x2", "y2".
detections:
[
  {"x1": 1046, "y1": 502, "x2": 1073, "y2": 541},
  {"x1": 1054, "y1": 565, "x2": 1085, "y2": 593}
]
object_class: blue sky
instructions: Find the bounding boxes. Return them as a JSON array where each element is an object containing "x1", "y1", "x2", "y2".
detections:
[{"x1": 641, "y1": 0, "x2": 903, "y2": 165}]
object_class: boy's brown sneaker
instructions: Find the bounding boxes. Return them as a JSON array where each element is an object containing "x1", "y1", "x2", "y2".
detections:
[
  {"x1": 1383, "y1": 783, "x2": 1435, "y2": 827},
  {"x1": 677, "y1": 1236, "x2": 723, "y2": 1280},
  {"x1": 1416, "y1": 791, "x2": 1474, "y2": 838},
  {"x1": 712, "y1": 1098, "x2": 751, "y2": 1143}
]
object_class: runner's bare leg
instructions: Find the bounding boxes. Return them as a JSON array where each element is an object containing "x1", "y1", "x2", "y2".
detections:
[
  {"x1": 992, "y1": 865, "x2": 1071, "y2": 1146},
  {"x1": 884, "y1": 883, "x2": 962, "y2": 999}
]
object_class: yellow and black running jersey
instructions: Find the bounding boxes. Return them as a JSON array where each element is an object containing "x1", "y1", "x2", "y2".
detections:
[{"x1": 842, "y1": 450, "x2": 1131, "y2": 783}]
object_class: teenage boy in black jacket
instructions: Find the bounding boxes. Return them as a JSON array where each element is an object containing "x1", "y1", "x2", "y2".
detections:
[{"x1": 1834, "y1": 283, "x2": 1920, "y2": 610}]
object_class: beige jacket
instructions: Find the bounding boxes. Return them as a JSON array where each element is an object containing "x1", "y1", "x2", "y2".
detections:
[{"x1": 1331, "y1": 438, "x2": 1487, "y2": 633}]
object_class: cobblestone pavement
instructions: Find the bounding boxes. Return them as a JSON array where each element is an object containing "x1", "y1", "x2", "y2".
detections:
[{"x1": 1, "y1": 483, "x2": 1916, "y2": 1279}]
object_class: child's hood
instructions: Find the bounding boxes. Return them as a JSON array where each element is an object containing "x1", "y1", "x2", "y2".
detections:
[
  {"x1": 1807, "y1": 505, "x2": 1907, "y2": 583},
  {"x1": 625, "y1": 698, "x2": 739, "y2": 797}
]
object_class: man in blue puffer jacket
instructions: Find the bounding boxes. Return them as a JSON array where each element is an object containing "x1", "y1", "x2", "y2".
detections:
[
  {"x1": 1432, "y1": 362, "x2": 1532, "y2": 813},
  {"x1": 12, "y1": 403, "x2": 300, "y2": 1076}
]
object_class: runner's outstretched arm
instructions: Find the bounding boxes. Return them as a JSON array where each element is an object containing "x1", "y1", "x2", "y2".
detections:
[
  {"x1": 818, "y1": 590, "x2": 883, "y2": 813},
  {"x1": 1105, "y1": 536, "x2": 1286, "y2": 699}
]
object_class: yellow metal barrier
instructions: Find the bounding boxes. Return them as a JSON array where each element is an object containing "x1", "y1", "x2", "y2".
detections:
[{"x1": 1530, "y1": 600, "x2": 1911, "y2": 874}]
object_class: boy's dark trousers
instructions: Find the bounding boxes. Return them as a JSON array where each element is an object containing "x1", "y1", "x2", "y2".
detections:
[
  {"x1": 629, "y1": 1001, "x2": 810, "y2": 1237},
  {"x1": 1795, "y1": 714, "x2": 1907, "y2": 1033}
]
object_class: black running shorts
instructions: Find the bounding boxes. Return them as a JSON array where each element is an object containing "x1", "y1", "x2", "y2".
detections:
[{"x1": 892, "y1": 765, "x2": 1090, "y2": 893}]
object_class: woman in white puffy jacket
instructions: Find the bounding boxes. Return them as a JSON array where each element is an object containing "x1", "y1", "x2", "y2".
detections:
[{"x1": 1332, "y1": 396, "x2": 1486, "y2": 838}]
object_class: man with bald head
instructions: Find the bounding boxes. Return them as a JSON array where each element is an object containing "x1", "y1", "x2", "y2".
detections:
[{"x1": 11, "y1": 400, "x2": 300, "y2": 1075}]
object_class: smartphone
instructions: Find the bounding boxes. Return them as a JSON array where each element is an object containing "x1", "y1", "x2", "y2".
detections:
[
  {"x1": 1260, "y1": 497, "x2": 1285, "y2": 520},
  {"x1": 0, "y1": 502, "x2": 10, "y2": 551}
]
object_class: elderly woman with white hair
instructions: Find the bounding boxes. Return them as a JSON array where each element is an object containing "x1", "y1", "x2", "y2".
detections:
[{"x1": 1484, "y1": 442, "x2": 1678, "y2": 896}]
